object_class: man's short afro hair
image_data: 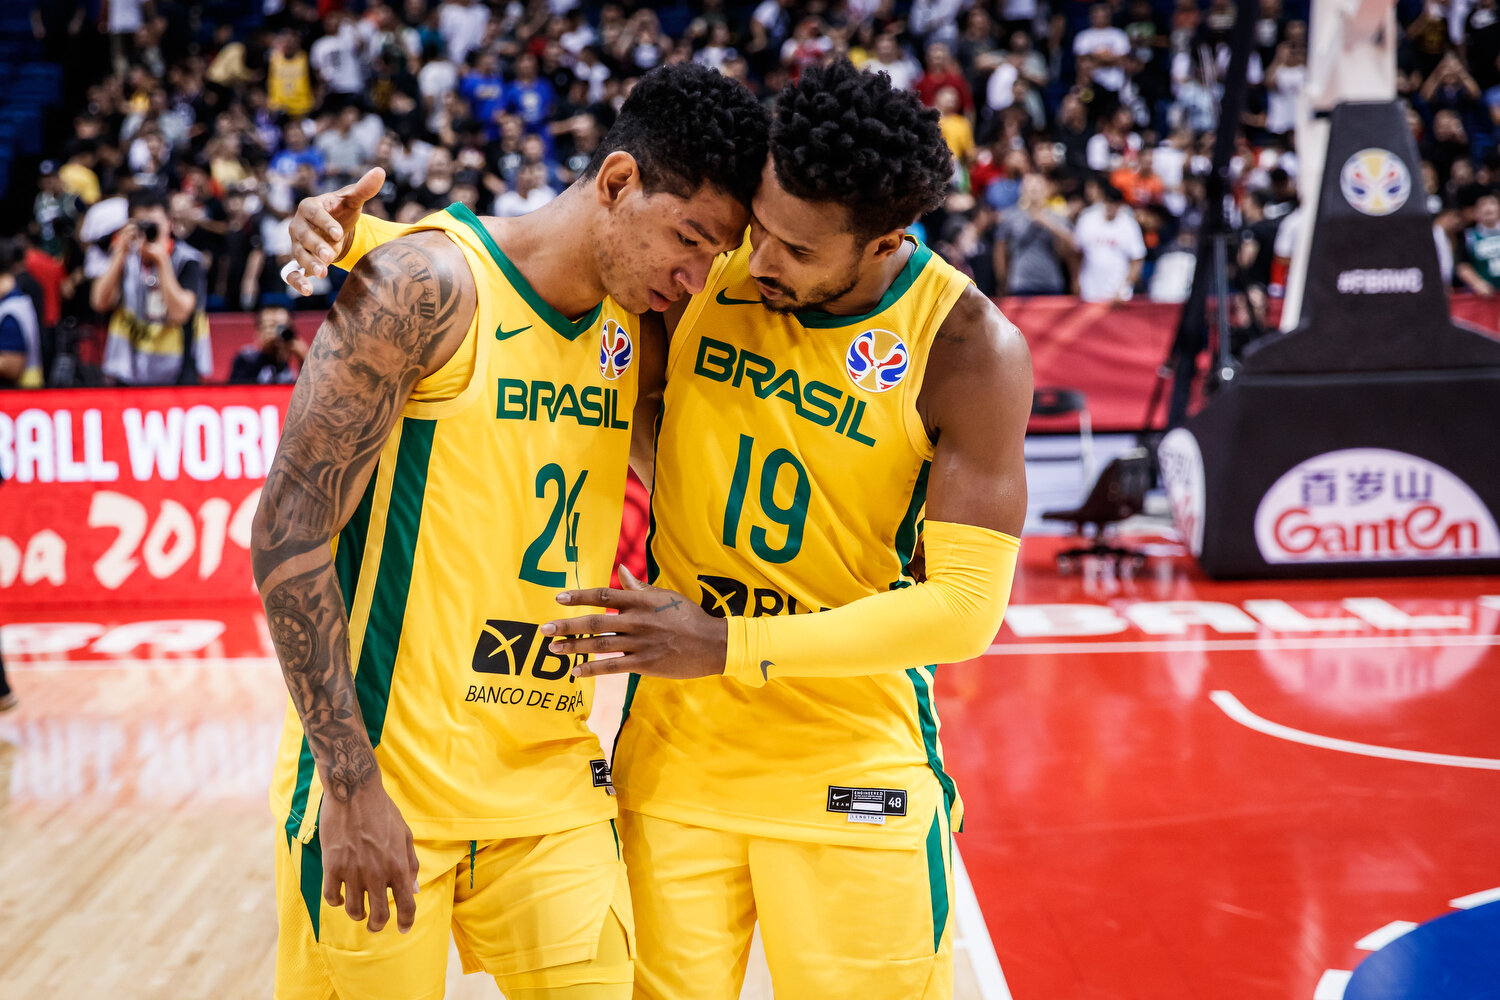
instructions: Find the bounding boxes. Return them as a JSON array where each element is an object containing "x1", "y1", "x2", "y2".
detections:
[
  {"x1": 770, "y1": 59, "x2": 953, "y2": 241},
  {"x1": 585, "y1": 62, "x2": 769, "y2": 207}
]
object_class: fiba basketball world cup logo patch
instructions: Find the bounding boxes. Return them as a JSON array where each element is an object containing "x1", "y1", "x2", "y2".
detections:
[
  {"x1": 1340, "y1": 149, "x2": 1411, "y2": 217},
  {"x1": 845, "y1": 329, "x2": 909, "y2": 393},
  {"x1": 599, "y1": 319, "x2": 632, "y2": 380}
]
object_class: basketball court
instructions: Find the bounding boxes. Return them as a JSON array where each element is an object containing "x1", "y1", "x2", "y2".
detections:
[{"x1": 3, "y1": 528, "x2": 1495, "y2": 999}]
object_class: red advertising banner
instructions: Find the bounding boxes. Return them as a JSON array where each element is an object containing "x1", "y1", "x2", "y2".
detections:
[{"x1": 0, "y1": 386, "x2": 293, "y2": 610}]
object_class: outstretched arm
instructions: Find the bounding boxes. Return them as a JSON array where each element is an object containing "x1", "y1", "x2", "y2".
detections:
[
  {"x1": 252, "y1": 232, "x2": 475, "y2": 932},
  {"x1": 543, "y1": 285, "x2": 1032, "y2": 681}
]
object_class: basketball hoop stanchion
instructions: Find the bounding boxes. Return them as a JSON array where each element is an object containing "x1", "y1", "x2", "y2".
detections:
[{"x1": 1152, "y1": 5, "x2": 1500, "y2": 578}]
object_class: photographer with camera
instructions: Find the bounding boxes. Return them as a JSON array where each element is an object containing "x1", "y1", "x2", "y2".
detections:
[
  {"x1": 228, "y1": 304, "x2": 307, "y2": 384},
  {"x1": 90, "y1": 189, "x2": 213, "y2": 386}
]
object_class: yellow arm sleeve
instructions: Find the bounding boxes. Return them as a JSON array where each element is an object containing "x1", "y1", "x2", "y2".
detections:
[
  {"x1": 332, "y1": 214, "x2": 408, "y2": 271},
  {"x1": 723, "y1": 520, "x2": 1020, "y2": 686}
]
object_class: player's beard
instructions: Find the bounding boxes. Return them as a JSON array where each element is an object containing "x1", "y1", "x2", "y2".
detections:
[{"x1": 758, "y1": 260, "x2": 862, "y2": 314}]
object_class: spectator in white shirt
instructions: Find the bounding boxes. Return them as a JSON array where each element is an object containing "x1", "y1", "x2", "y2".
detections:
[
  {"x1": 1263, "y1": 37, "x2": 1307, "y2": 137},
  {"x1": 1074, "y1": 3, "x2": 1132, "y2": 93},
  {"x1": 986, "y1": 31, "x2": 1049, "y2": 112},
  {"x1": 494, "y1": 162, "x2": 558, "y2": 217},
  {"x1": 417, "y1": 41, "x2": 460, "y2": 130},
  {"x1": 439, "y1": 0, "x2": 490, "y2": 66},
  {"x1": 695, "y1": 22, "x2": 739, "y2": 71},
  {"x1": 559, "y1": 11, "x2": 597, "y2": 54},
  {"x1": 1086, "y1": 107, "x2": 1143, "y2": 172},
  {"x1": 309, "y1": 12, "x2": 366, "y2": 99},
  {"x1": 1075, "y1": 185, "x2": 1148, "y2": 302},
  {"x1": 574, "y1": 46, "x2": 612, "y2": 104},
  {"x1": 910, "y1": 0, "x2": 965, "y2": 47},
  {"x1": 863, "y1": 33, "x2": 922, "y2": 90}
]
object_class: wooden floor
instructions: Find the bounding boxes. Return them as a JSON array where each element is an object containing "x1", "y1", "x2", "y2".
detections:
[
  {"x1": 6, "y1": 541, "x2": 1499, "y2": 999},
  {"x1": 0, "y1": 653, "x2": 994, "y2": 999}
]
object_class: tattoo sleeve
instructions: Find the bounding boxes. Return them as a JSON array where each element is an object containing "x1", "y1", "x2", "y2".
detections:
[{"x1": 251, "y1": 235, "x2": 474, "y2": 802}]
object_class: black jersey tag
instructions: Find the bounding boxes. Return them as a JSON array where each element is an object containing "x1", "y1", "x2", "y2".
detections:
[{"x1": 826, "y1": 785, "x2": 907, "y2": 817}]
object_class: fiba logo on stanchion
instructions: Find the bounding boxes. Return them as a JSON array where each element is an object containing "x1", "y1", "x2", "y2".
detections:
[
  {"x1": 1254, "y1": 448, "x2": 1500, "y2": 563},
  {"x1": 1340, "y1": 149, "x2": 1411, "y2": 217},
  {"x1": 845, "y1": 329, "x2": 909, "y2": 393},
  {"x1": 598, "y1": 319, "x2": 632, "y2": 381}
]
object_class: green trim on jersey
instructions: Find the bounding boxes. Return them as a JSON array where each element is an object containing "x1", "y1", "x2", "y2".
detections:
[
  {"x1": 795, "y1": 239, "x2": 933, "y2": 329},
  {"x1": 284, "y1": 475, "x2": 380, "y2": 841},
  {"x1": 355, "y1": 418, "x2": 436, "y2": 749},
  {"x1": 893, "y1": 460, "x2": 931, "y2": 584},
  {"x1": 334, "y1": 476, "x2": 378, "y2": 617},
  {"x1": 924, "y1": 810, "x2": 949, "y2": 953},
  {"x1": 284, "y1": 744, "x2": 315, "y2": 843},
  {"x1": 444, "y1": 203, "x2": 602, "y2": 341},
  {"x1": 301, "y1": 829, "x2": 325, "y2": 940},
  {"x1": 643, "y1": 402, "x2": 665, "y2": 584},
  {"x1": 908, "y1": 667, "x2": 959, "y2": 820},
  {"x1": 614, "y1": 672, "x2": 642, "y2": 763}
]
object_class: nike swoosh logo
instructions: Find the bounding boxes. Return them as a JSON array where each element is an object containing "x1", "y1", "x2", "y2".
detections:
[
  {"x1": 760, "y1": 659, "x2": 774, "y2": 680},
  {"x1": 716, "y1": 289, "x2": 762, "y2": 307},
  {"x1": 495, "y1": 323, "x2": 532, "y2": 341}
]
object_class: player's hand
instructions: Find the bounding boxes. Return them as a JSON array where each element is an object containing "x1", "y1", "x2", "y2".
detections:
[
  {"x1": 317, "y1": 778, "x2": 420, "y2": 935},
  {"x1": 542, "y1": 566, "x2": 728, "y2": 679},
  {"x1": 285, "y1": 166, "x2": 385, "y2": 295}
]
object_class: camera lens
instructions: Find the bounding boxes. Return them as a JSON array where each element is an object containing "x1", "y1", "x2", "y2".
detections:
[
  {"x1": 140, "y1": 222, "x2": 159, "y2": 242},
  {"x1": 278, "y1": 325, "x2": 296, "y2": 342}
]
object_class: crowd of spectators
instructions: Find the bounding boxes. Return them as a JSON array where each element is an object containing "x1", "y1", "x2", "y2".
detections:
[{"x1": 10, "y1": 0, "x2": 1497, "y2": 390}]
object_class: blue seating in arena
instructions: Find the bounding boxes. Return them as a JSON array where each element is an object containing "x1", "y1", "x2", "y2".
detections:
[
  {"x1": 0, "y1": 60, "x2": 63, "y2": 197},
  {"x1": 0, "y1": 0, "x2": 59, "y2": 194}
]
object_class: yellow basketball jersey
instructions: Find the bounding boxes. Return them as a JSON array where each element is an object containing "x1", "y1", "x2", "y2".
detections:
[
  {"x1": 616, "y1": 238, "x2": 971, "y2": 849},
  {"x1": 267, "y1": 51, "x2": 313, "y2": 117},
  {"x1": 270, "y1": 205, "x2": 639, "y2": 844}
]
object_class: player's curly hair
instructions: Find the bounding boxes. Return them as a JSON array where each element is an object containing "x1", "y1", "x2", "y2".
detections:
[
  {"x1": 584, "y1": 62, "x2": 769, "y2": 207},
  {"x1": 770, "y1": 59, "x2": 952, "y2": 242}
]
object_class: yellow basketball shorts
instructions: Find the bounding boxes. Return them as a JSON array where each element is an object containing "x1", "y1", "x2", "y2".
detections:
[
  {"x1": 274, "y1": 820, "x2": 634, "y2": 1000},
  {"x1": 619, "y1": 809, "x2": 955, "y2": 1000}
]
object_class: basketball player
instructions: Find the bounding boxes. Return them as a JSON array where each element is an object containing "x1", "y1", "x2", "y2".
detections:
[
  {"x1": 252, "y1": 63, "x2": 767, "y2": 1000},
  {"x1": 284, "y1": 61, "x2": 1028, "y2": 999},
  {"x1": 541, "y1": 61, "x2": 1030, "y2": 998}
]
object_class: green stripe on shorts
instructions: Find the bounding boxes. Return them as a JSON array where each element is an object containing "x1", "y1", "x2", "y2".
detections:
[{"x1": 925, "y1": 810, "x2": 950, "y2": 954}]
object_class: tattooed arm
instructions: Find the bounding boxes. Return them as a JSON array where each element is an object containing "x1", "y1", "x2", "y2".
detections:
[{"x1": 251, "y1": 232, "x2": 475, "y2": 934}]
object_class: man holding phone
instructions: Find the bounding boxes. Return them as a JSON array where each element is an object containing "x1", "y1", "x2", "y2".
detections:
[{"x1": 90, "y1": 189, "x2": 213, "y2": 386}]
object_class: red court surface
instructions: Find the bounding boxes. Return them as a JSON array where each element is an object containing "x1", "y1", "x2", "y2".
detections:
[
  {"x1": 3, "y1": 535, "x2": 1497, "y2": 999},
  {"x1": 940, "y1": 537, "x2": 1500, "y2": 1000}
]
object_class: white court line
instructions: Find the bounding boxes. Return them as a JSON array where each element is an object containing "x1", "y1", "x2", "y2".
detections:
[
  {"x1": 987, "y1": 635, "x2": 1500, "y2": 656},
  {"x1": 1450, "y1": 886, "x2": 1500, "y2": 909},
  {"x1": 953, "y1": 846, "x2": 1013, "y2": 1000},
  {"x1": 1314, "y1": 970, "x2": 1352, "y2": 1000},
  {"x1": 1355, "y1": 920, "x2": 1418, "y2": 950},
  {"x1": 1210, "y1": 691, "x2": 1500, "y2": 770}
]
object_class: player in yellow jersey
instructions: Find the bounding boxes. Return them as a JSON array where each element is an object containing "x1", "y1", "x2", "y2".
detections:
[
  {"x1": 540, "y1": 60, "x2": 1032, "y2": 999},
  {"x1": 251, "y1": 64, "x2": 767, "y2": 1000}
]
